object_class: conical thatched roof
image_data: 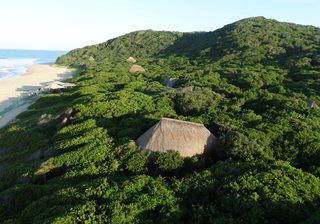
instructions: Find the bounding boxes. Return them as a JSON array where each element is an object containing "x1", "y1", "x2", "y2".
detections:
[
  {"x1": 129, "y1": 65, "x2": 145, "y2": 72},
  {"x1": 127, "y1": 56, "x2": 137, "y2": 63},
  {"x1": 136, "y1": 118, "x2": 217, "y2": 157}
]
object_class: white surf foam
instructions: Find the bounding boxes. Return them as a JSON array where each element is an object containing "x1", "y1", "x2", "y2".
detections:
[{"x1": 0, "y1": 58, "x2": 36, "y2": 80}]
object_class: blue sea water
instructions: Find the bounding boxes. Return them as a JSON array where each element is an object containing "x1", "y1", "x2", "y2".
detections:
[{"x1": 0, "y1": 49, "x2": 67, "y2": 80}]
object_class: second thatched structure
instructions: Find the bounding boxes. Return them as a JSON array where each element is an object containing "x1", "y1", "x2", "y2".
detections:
[
  {"x1": 41, "y1": 81, "x2": 76, "y2": 93},
  {"x1": 136, "y1": 118, "x2": 217, "y2": 157},
  {"x1": 129, "y1": 65, "x2": 145, "y2": 72},
  {"x1": 127, "y1": 56, "x2": 137, "y2": 63}
]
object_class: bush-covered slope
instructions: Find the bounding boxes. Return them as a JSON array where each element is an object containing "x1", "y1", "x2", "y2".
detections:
[
  {"x1": 56, "y1": 30, "x2": 184, "y2": 67},
  {"x1": 1, "y1": 17, "x2": 320, "y2": 223},
  {"x1": 58, "y1": 17, "x2": 320, "y2": 67}
]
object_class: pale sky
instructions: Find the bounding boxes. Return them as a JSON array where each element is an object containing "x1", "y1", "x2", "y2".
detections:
[{"x1": 0, "y1": 0, "x2": 319, "y2": 51}]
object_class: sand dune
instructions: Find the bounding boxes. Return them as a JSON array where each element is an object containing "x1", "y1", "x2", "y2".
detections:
[{"x1": 0, "y1": 63, "x2": 74, "y2": 129}]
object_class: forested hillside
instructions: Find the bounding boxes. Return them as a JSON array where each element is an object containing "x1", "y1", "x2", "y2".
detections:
[{"x1": 1, "y1": 17, "x2": 320, "y2": 223}]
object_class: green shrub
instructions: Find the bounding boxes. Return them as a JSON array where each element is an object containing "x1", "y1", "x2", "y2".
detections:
[
  {"x1": 155, "y1": 151, "x2": 184, "y2": 172},
  {"x1": 174, "y1": 88, "x2": 220, "y2": 116},
  {"x1": 218, "y1": 131, "x2": 265, "y2": 161},
  {"x1": 125, "y1": 151, "x2": 149, "y2": 174}
]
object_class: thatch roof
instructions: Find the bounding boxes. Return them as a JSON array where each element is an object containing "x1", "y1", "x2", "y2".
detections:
[
  {"x1": 50, "y1": 81, "x2": 65, "y2": 86},
  {"x1": 127, "y1": 56, "x2": 137, "y2": 63},
  {"x1": 42, "y1": 82, "x2": 64, "y2": 90},
  {"x1": 88, "y1": 56, "x2": 95, "y2": 61},
  {"x1": 129, "y1": 65, "x2": 145, "y2": 72},
  {"x1": 63, "y1": 83, "x2": 76, "y2": 88},
  {"x1": 42, "y1": 81, "x2": 76, "y2": 91},
  {"x1": 136, "y1": 118, "x2": 217, "y2": 157}
]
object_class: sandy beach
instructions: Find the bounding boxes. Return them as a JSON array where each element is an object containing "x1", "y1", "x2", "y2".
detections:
[{"x1": 0, "y1": 63, "x2": 74, "y2": 128}]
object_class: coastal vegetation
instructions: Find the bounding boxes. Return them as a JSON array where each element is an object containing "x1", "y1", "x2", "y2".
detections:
[{"x1": 0, "y1": 17, "x2": 320, "y2": 223}]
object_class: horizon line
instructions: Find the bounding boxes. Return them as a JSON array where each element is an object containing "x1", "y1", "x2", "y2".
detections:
[{"x1": 0, "y1": 48, "x2": 69, "y2": 52}]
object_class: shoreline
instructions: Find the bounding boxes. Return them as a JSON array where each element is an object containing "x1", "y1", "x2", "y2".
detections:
[{"x1": 0, "y1": 63, "x2": 74, "y2": 129}]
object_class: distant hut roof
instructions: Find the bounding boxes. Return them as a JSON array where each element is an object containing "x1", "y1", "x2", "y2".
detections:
[
  {"x1": 88, "y1": 56, "x2": 95, "y2": 61},
  {"x1": 136, "y1": 118, "x2": 217, "y2": 157},
  {"x1": 129, "y1": 65, "x2": 145, "y2": 72},
  {"x1": 127, "y1": 56, "x2": 137, "y2": 63},
  {"x1": 42, "y1": 81, "x2": 76, "y2": 91},
  {"x1": 307, "y1": 99, "x2": 319, "y2": 109},
  {"x1": 164, "y1": 77, "x2": 179, "y2": 87},
  {"x1": 63, "y1": 83, "x2": 76, "y2": 88},
  {"x1": 51, "y1": 81, "x2": 65, "y2": 86},
  {"x1": 43, "y1": 82, "x2": 64, "y2": 90}
]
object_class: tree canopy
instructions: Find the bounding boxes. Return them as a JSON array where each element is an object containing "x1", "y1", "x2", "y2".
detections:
[{"x1": 1, "y1": 17, "x2": 320, "y2": 223}]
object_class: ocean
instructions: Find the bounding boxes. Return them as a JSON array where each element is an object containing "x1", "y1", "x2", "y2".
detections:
[{"x1": 0, "y1": 49, "x2": 67, "y2": 80}]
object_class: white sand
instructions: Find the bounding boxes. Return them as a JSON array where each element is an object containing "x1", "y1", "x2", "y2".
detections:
[{"x1": 0, "y1": 63, "x2": 74, "y2": 129}]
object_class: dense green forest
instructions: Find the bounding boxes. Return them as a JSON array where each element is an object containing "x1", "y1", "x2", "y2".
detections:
[{"x1": 1, "y1": 17, "x2": 320, "y2": 223}]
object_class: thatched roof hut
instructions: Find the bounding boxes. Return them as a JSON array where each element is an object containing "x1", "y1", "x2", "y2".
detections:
[
  {"x1": 41, "y1": 81, "x2": 76, "y2": 93},
  {"x1": 42, "y1": 82, "x2": 64, "y2": 91},
  {"x1": 88, "y1": 56, "x2": 95, "y2": 61},
  {"x1": 62, "y1": 83, "x2": 76, "y2": 88},
  {"x1": 129, "y1": 65, "x2": 145, "y2": 72},
  {"x1": 136, "y1": 118, "x2": 217, "y2": 157},
  {"x1": 127, "y1": 56, "x2": 137, "y2": 63}
]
